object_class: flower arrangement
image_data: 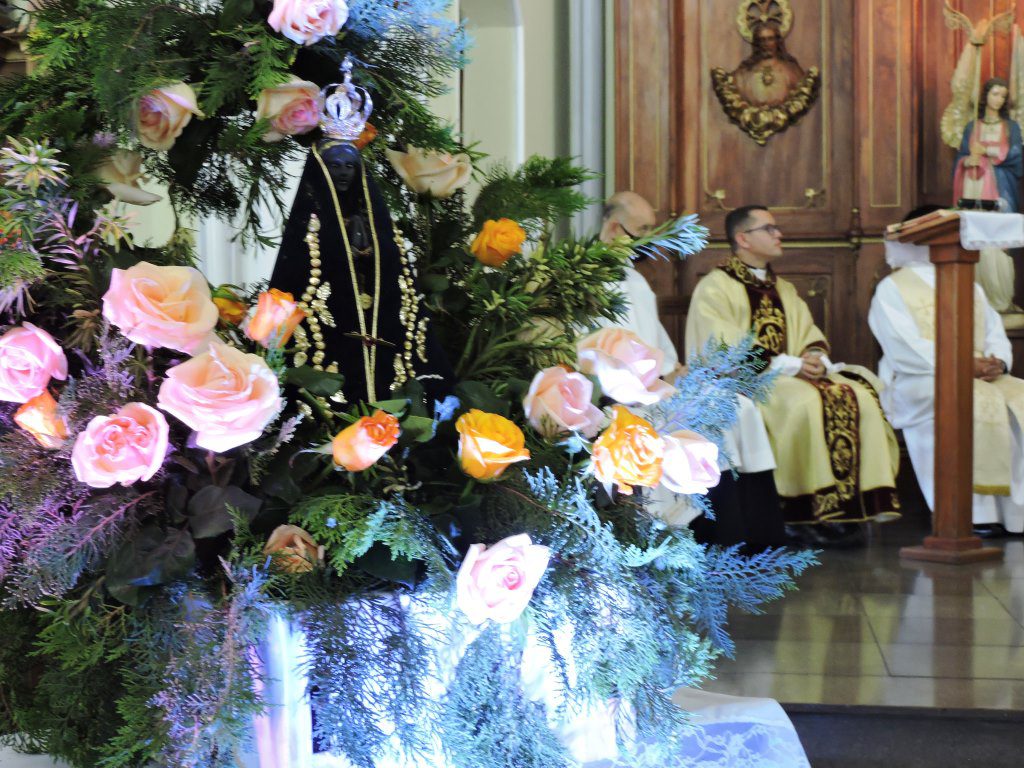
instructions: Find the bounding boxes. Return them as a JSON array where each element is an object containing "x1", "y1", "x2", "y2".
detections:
[{"x1": 0, "y1": 2, "x2": 814, "y2": 766}]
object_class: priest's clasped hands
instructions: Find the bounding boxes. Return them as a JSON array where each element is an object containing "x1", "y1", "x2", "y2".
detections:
[
  {"x1": 974, "y1": 355, "x2": 1008, "y2": 382},
  {"x1": 796, "y1": 350, "x2": 827, "y2": 381}
]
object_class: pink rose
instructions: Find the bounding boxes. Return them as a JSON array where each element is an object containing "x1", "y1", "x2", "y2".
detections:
[
  {"x1": 268, "y1": 0, "x2": 348, "y2": 45},
  {"x1": 157, "y1": 341, "x2": 282, "y2": 452},
  {"x1": 456, "y1": 534, "x2": 551, "y2": 625},
  {"x1": 71, "y1": 402, "x2": 169, "y2": 488},
  {"x1": 102, "y1": 261, "x2": 219, "y2": 354},
  {"x1": 256, "y1": 79, "x2": 321, "y2": 142},
  {"x1": 137, "y1": 83, "x2": 204, "y2": 151},
  {"x1": 0, "y1": 323, "x2": 68, "y2": 403},
  {"x1": 660, "y1": 430, "x2": 721, "y2": 495},
  {"x1": 523, "y1": 366, "x2": 604, "y2": 439},
  {"x1": 576, "y1": 327, "x2": 675, "y2": 406}
]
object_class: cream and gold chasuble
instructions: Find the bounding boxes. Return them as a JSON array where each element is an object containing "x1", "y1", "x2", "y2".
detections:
[
  {"x1": 890, "y1": 267, "x2": 1024, "y2": 496},
  {"x1": 685, "y1": 257, "x2": 900, "y2": 523}
]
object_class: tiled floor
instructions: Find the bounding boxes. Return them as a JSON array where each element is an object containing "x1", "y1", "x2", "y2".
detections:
[{"x1": 703, "y1": 493, "x2": 1024, "y2": 711}]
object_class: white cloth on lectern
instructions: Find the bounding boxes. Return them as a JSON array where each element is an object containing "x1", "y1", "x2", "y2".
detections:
[
  {"x1": 958, "y1": 211, "x2": 1024, "y2": 250},
  {"x1": 868, "y1": 263, "x2": 1024, "y2": 531}
]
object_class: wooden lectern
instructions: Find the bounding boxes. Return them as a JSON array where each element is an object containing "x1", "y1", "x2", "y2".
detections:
[{"x1": 890, "y1": 212, "x2": 1002, "y2": 564}]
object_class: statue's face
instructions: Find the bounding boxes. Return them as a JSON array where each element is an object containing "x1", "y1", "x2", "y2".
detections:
[
  {"x1": 320, "y1": 143, "x2": 362, "y2": 192},
  {"x1": 987, "y1": 85, "x2": 1008, "y2": 113},
  {"x1": 754, "y1": 26, "x2": 781, "y2": 54}
]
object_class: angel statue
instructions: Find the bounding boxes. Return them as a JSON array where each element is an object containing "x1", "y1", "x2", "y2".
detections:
[
  {"x1": 941, "y1": 1, "x2": 1023, "y2": 317},
  {"x1": 952, "y1": 77, "x2": 1022, "y2": 214}
]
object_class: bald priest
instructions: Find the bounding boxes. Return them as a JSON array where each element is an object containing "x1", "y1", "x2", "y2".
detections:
[{"x1": 685, "y1": 205, "x2": 901, "y2": 535}]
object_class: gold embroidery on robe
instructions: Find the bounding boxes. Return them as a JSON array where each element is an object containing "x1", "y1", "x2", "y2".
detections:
[
  {"x1": 753, "y1": 294, "x2": 786, "y2": 356},
  {"x1": 718, "y1": 256, "x2": 788, "y2": 357},
  {"x1": 809, "y1": 378, "x2": 860, "y2": 516}
]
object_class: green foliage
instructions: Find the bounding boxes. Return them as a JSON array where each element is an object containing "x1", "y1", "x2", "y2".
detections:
[
  {"x1": 0, "y1": 249, "x2": 46, "y2": 293},
  {"x1": 302, "y1": 592, "x2": 441, "y2": 767},
  {"x1": 441, "y1": 627, "x2": 573, "y2": 768},
  {"x1": 471, "y1": 156, "x2": 597, "y2": 235}
]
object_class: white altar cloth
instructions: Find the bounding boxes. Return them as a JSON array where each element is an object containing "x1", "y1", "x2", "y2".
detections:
[{"x1": 958, "y1": 211, "x2": 1024, "y2": 251}]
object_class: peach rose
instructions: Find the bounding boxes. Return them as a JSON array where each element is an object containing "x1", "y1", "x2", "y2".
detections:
[
  {"x1": 102, "y1": 261, "x2": 219, "y2": 354},
  {"x1": 95, "y1": 150, "x2": 161, "y2": 205},
  {"x1": 71, "y1": 402, "x2": 169, "y2": 488},
  {"x1": 157, "y1": 341, "x2": 283, "y2": 452},
  {"x1": 264, "y1": 524, "x2": 324, "y2": 574},
  {"x1": 455, "y1": 409, "x2": 531, "y2": 481},
  {"x1": 245, "y1": 288, "x2": 307, "y2": 348},
  {"x1": 332, "y1": 410, "x2": 400, "y2": 471},
  {"x1": 385, "y1": 146, "x2": 472, "y2": 198},
  {"x1": 591, "y1": 405, "x2": 663, "y2": 496},
  {"x1": 267, "y1": 0, "x2": 348, "y2": 45},
  {"x1": 456, "y1": 534, "x2": 551, "y2": 625},
  {"x1": 0, "y1": 322, "x2": 68, "y2": 403},
  {"x1": 660, "y1": 430, "x2": 721, "y2": 495},
  {"x1": 256, "y1": 79, "x2": 321, "y2": 142},
  {"x1": 14, "y1": 390, "x2": 68, "y2": 449},
  {"x1": 523, "y1": 366, "x2": 603, "y2": 439},
  {"x1": 136, "y1": 83, "x2": 204, "y2": 151},
  {"x1": 471, "y1": 218, "x2": 527, "y2": 267},
  {"x1": 577, "y1": 327, "x2": 675, "y2": 406},
  {"x1": 212, "y1": 286, "x2": 247, "y2": 326}
]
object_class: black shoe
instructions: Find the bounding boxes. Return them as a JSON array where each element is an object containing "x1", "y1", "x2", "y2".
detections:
[
  {"x1": 805, "y1": 522, "x2": 866, "y2": 549},
  {"x1": 973, "y1": 523, "x2": 1008, "y2": 539},
  {"x1": 784, "y1": 524, "x2": 813, "y2": 547}
]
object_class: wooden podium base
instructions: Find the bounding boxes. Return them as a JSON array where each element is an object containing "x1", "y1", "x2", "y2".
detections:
[{"x1": 900, "y1": 536, "x2": 1003, "y2": 565}]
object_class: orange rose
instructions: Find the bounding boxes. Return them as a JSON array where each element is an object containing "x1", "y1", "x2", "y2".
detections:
[
  {"x1": 353, "y1": 122, "x2": 378, "y2": 150},
  {"x1": 591, "y1": 405, "x2": 663, "y2": 495},
  {"x1": 212, "y1": 286, "x2": 247, "y2": 325},
  {"x1": 14, "y1": 390, "x2": 68, "y2": 449},
  {"x1": 245, "y1": 288, "x2": 307, "y2": 348},
  {"x1": 332, "y1": 410, "x2": 401, "y2": 471},
  {"x1": 455, "y1": 409, "x2": 531, "y2": 481},
  {"x1": 263, "y1": 524, "x2": 323, "y2": 574},
  {"x1": 470, "y1": 218, "x2": 527, "y2": 267}
]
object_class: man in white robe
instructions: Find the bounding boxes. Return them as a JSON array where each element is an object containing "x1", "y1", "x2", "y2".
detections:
[
  {"x1": 868, "y1": 218, "x2": 1024, "y2": 535},
  {"x1": 600, "y1": 192, "x2": 784, "y2": 550}
]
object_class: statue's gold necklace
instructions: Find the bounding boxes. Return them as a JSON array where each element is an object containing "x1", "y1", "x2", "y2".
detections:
[{"x1": 312, "y1": 145, "x2": 382, "y2": 402}]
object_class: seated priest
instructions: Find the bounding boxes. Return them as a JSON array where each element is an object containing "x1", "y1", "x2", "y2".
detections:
[
  {"x1": 868, "y1": 206, "x2": 1024, "y2": 536},
  {"x1": 685, "y1": 205, "x2": 901, "y2": 546},
  {"x1": 600, "y1": 192, "x2": 785, "y2": 552}
]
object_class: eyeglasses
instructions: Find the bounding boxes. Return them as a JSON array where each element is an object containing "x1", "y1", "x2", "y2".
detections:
[
  {"x1": 741, "y1": 224, "x2": 781, "y2": 236},
  {"x1": 621, "y1": 224, "x2": 653, "y2": 239}
]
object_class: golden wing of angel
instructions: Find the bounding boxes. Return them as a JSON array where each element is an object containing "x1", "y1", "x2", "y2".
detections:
[
  {"x1": 943, "y1": 1, "x2": 1013, "y2": 46},
  {"x1": 1010, "y1": 25, "x2": 1024, "y2": 127},
  {"x1": 940, "y1": 37, "x2": 980, "y2": 149}
]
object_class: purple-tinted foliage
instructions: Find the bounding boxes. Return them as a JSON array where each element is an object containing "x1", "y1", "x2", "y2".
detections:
[
  {"x1": 0, "y1": 401, "x2": 17, "y2": 429},
  {"x1": 38, "y1": 200, "x2": 102, "y2": 268},
  {"x1": 0, "y1": 504, "x2": 23, "y2": 583}
]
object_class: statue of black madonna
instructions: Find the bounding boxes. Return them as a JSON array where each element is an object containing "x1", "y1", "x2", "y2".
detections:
[{"x1": 270, "y1": 58, "x2": 453, "y2": 406}]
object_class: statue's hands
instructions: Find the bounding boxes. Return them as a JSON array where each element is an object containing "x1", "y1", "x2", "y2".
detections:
[{"x1": 965, "y1": 144, "x2": 986, "y2": 167}]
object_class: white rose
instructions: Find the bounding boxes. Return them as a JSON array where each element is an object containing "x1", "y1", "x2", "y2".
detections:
[
  {"x1": 96, "y1": 150, "x2": 161, "y2": 205},
  {"x1": 385, "y1": 146, "x2": 472, "y2": 198}
]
